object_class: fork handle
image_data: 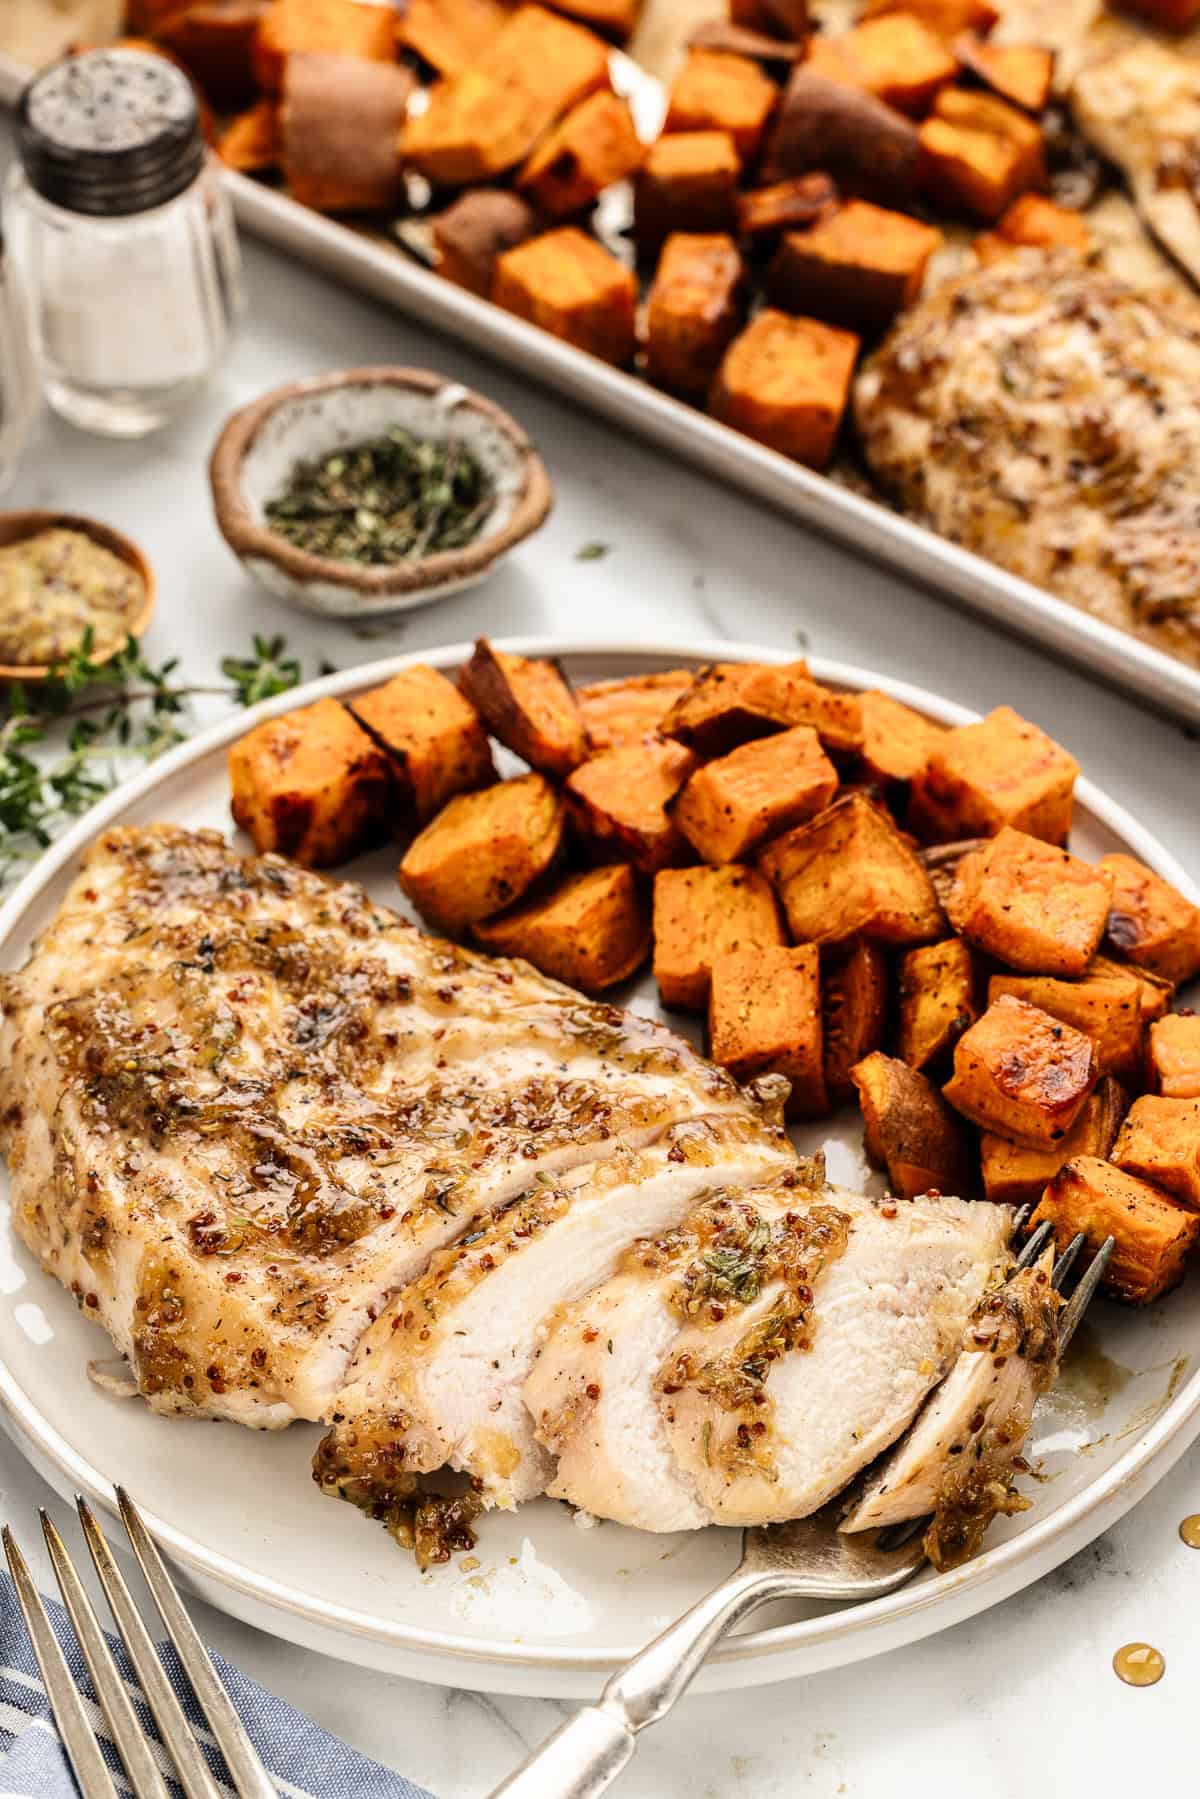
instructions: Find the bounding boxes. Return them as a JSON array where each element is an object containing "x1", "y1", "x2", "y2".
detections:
[{"x1": 486, "y1": 1569, "x2": 788, "y2": 1798}]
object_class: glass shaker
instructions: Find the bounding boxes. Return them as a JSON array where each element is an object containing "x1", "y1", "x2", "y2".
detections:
[
  {"x1": 3, "y1": 48, "x2": 244, "y2": 437},
  {"x1": 0, "y1": 234, "x2": 38, "y2": 492}
]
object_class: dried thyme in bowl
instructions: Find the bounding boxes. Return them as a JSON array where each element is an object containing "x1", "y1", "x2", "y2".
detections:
[{"x1": 264, "y1": 427, "x2": 495, "y2": 566}]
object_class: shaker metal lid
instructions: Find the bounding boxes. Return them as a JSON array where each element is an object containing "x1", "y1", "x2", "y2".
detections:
[{"x1": 16, "y1": 49, "x2": 204, "y2": 217}]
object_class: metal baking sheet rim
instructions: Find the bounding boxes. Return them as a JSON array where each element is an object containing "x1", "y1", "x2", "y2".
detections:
[{"x1": 2, "y1": 48, "x2": 1197, "y2": 726}]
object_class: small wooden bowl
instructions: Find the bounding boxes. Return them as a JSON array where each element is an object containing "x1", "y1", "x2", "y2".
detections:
[{"x1": 0, "y1": 511, "x2": 157, "y2": 682}]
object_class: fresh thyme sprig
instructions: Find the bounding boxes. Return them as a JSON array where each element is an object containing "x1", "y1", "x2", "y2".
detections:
[{"x1": 0, "y1": 632, "x2": 311, "y2": 889}]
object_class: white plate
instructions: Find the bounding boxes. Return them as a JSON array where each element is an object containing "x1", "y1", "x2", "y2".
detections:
[{"x1": 0, "y1": 639, "x2": 1197, "y2": 1699}]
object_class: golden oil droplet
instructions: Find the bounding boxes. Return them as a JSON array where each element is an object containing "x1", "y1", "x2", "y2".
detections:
[
  {"x1": 1179, "y1": 1515, "x2": 1200, "y2": 1548},
  {"x1": 1113, "y1": 1643, "x2": 1165, "y2": 1687}
]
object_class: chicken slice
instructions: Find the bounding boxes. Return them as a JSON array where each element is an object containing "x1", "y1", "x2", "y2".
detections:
[
  {"x1": 841, "y1": 1253, "x2": 1062, "y2": 1568},
  {"x1": 529, "y1": 1184, "x2": 1013, "y2": 1532},
  {"x1": 314, "y1": 1112, "x2": 798, "y2": 1526}
]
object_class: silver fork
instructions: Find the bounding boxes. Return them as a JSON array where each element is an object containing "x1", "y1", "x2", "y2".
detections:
[
  {"x1": 4, "y1": 1487, "x2": 277, "y2": 1799},
  {"x1": 487, "y1": 1219, "x2": 1115, "y2": 1799}
]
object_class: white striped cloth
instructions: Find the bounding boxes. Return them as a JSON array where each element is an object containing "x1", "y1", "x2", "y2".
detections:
[{"x1": 0, "y1": 1573, "x2": 434, "y2": 1798}]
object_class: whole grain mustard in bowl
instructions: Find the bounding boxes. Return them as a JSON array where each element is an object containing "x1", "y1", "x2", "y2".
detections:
[{"x1": 0, "y1": 511, "x2": 156, "y2": 680}]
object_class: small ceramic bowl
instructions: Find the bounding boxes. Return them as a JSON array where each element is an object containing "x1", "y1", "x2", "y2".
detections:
[
  {"x1": 0, "y1": 510, "x2": 156, "y2": 682},
  {"x1": 209, "y1": 367, "x2": 554, "y2": 619}
]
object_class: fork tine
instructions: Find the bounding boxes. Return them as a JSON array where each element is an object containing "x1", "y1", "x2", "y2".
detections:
[
  {"x1": 41, "y1": 1512, "x2": 172, "y2": 1799},
  {"x1": 3, "y1": 1526, "x2": 121, "y2": 1799},
  {"x1": 115, "y1": 1490, "x2": 279, "y2": 1799},
  {"x1": 1014, "y1": 1217, "x2": 1055, "y2": 1272},
  {"x1": 1050, "y1": 1232, "x2": 1086, "y2": 1293},
  {"x1": 1010, "y1": 1202, "x2": 1034, "y2": 1241},
  {"x1": 1059, "y1": 1235, "x2": 1116, "y2": 1354},
  {"x1": 75, "y1": 1498, "x2": 223, "y2": 1799}
]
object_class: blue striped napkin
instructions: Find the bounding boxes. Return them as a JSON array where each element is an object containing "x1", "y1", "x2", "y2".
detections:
[{"x1": 0, "y1": 1571, "x2": 435, "y2": 1798}]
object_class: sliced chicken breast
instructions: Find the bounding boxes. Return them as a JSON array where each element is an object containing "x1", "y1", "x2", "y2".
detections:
[
  {"x1": 314, "y1": 1112, "x2": 797, "y2": 1520},
  {"x1": 841, "y1": 1253, "x2": 1061, "y2": 1568},
  {"x1": 529, "y1": 1183, "x2": 1013, "y2": 1532}
]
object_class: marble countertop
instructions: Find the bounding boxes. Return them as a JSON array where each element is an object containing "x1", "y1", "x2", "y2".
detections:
[{"x1": 1, "y1": 222, "x2": 1198, "y2": 1799}]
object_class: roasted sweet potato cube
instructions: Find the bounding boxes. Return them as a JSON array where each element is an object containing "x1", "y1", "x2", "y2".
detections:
[
  {"x1": 759, "y1": 792, "x2": 944, "y2": 951},
  {"x1": 710, "y1": 309, "x2": 860, "y2": 469},
  {"x1": 843, "y1": 14, "x2": 959, "y2": 114},
  {"x1": 494, "y1": 228, "x2": 637, "y2": 365},
  {"x1": 653, "y1": 864, "x2": 784, "y2": 1010},
  {"x1": 1149, "y1": 1014, "x2": 1200, "y2": 1099},
  {"x1": 946, "y1": 828, "x2": 1112, "y2": 977},
  {"x1": 994, "y1": 192, "x2": 1089, "y2": 253},
  {"x1": 399, "y1": 0, "x2": 511, "y2": 76},
  {"x1": 664, "y1": 49, "x2": 779, "y2": 161},
  {"x1": 989, "y1": 963, "x2": 1144, "y2": 1081},
  {"x1": 674, "y1": 725, "x2": 838, "y2": 864},
  {"x1": 218, "y1": 100, "x2": 279, "y2": 173},
  {"x1": 281, "y1": 53, "x2": 413, "y2": 213},
  {"x1": 980, "y1": 1076, "x2": 1128, "y2": 1207},
  {"x1": 348, "y1": 664, "x2": 495, "y2": 827},
  {"x1": 954, "y1": 34, "x2": 1054, "y2": 114},
  {"x1": 861, "y1": 0, "x2": 999, "y2": 39},
  {"x1": 403, "y1": 6, "x2": 610, "y2": 185},
  {"x1": 1112, "y1": 1096, "x2": 1200, "y2": 1210},
  {"x1": 920, "y1": 86, "x2": 1045, "y2": 221},
  {"x1": 909, "y1": 705, "x2": 1078, "y2": 846},
  {"x1": 1033, "y1": 1157, "x2": 1200, "y2": 1305},
  {"x1": 518, "y1": 91, "x2": 644, "y2": 219},
  {"x1": 766, "y1": 200, "x2": 941, "y2": 333},
  {"x1": 633, "y1": 132, "x2": 741, "y2": 254},
  {"x1": 709, "y1": 944, "x2": 830, "y2": 1115},
  {"x1": 824, "y1": 941, "x2": 888, "y2": 1101},
  {"x1": 566, "y1": 739, "x2": 697, "y2": 873},
  {"x1": 898, "y1": 938, "x2": 980, "y2": 1071},
  {"x1": 645, "y1": 233, "x2": 747, "y2": 397},
  {"x1": 661, "y1": 661, "x2": 862, "y2": 757},
  {"x1": 1117, "y1": 959, "x2": 1176, "y2": 1028},
  {"x1": 458, "y1": 638, "x2": 587, "y2": 777},
  {"x1": 1115, "y1": 0, "x2": 1200, "y2": 26},
  {"x1": 575, "y1": 670, "x2": 695, "y2": 751},
  {"x1": 944, "y1": 994, "x2": 1098, "y2": 1146},
  {"x1": 1101, "y1": 854, "x2": 1200, "y2": 987},
  {"x1": 399, "y1": 773, "x2": 565, "y2": 934},
  {"x1": 432, "y1": 190, "x2": 538, "y2": 297},
  {"x1": 254, "y1": 0, "x2": 397, "y2": 92},
  {"x1": 152, "y1": 2, "x2": 266, "y2": 110},
  {"x1": 851, "y1": 1051, "x2": 976, "y2": 1199},
  {"x1": 858, "y1": 689, "x2": 944, "y2": 786},
  {"x1": 761, "y1": 69, "x2": 920, "y2": 205},
  {"x1": 730, "y1": 0, "x2": 810, "y2": 34},
  {"x1": 549, "y1": 0, "x2": 641, "y2": 39},
  {"x1": 473, "y1": 863, "x2": 650, "y2": 991},
  {"x1": 736, "y1": 173, "x2": 838, "y2": 238},
  {"x1": 229, "y1": 698, "x2": 391, "y2": 868}
]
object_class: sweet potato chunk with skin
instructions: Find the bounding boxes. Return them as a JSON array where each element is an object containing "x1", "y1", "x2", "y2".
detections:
[
  {"x1": 736, "y1": 173, "x2": 837, "y2": 238},
  {"x1": 1112, "y1": 1097, "x2": 1200, "y2": 1210},
  {"x1": 766, "y1": 201, "x2": 941, "y2": 333},
  {"x1": 709, "y1": 944, "x2": 830, "y2": 1115},
  {"x1": 152, "y1": 2, "x2": 267, "y2": 111},
  {"x1": 664, "y1": 49, "x2": 779, "y2": 162},
  {"x1": 689, "y1": 20, "x2": 806, "y2": 64},
  {"x1": 1115, "y1": 0, "x2": 1200, "y2": 27},
  {"x1": 851, "y1": 1052, "x2": 975, "y2": 1199},
  {"x1": 399, "y1": 0, "x2": 511, "y2": 76},
  {"x1": 760, "y1": 792, "x2": 944, "y2": 952},
  {"x1": 673, "y1": 724, "x2": 838, "y2": 864},
  {"x1": 566, "y1": 739, "x2": 697, "y2": 873},
  {"x1": 281, "y1": 54, "x2": 413, "y2": 213},
  {"x1": 980, "y1": 1077, "x2": 1128, "y2": 1207},
  {"x1": 575, "y1": 670, "x2": 695, "y2": 752},
  {"x1": 218, "y1": 100, "x2": 278, "y2": 173},
  {"x1": 458, "y1": 639, "x2": 586, "y2": 777},
  {"x1": 1034, "y1": 1157, "x2": 1200, "y2": 1305},
  {"x1": 919, "y1": 85, "x2": 1044, "y2": 221},
  {"x1": 710, "y1": 309, "x2": 860, "y2": 469},
  {"x1": 473, "y1": 863, "x2": 649, "y2": 992},
  {"x1": 842, "y1": 14, "x2": 959, "y2": 115},
  {"x1": 399, "y1": 773, "x2": 565, "y2": 935},
  {"x1": 348, "y1": 665, "x2": 494, "y2": 827},
  {"x1": 494, "y1": 228, "x2": 637, "y2": 365},
  {"x1": 898, "y1": 938, "x2": 979, "y2": 1072},
  {"x1": 518, "y1": 91, "x2": 645, "y2": 220},
  {"x1": 1101, "y1": 854, "x2": 1200, "y2": 987},
  {"x1": 946, "y1": 828, "x2": 1113, "y2": 977},
  {"x1": 858, "y1": 689, "x2": 943, "y2": 786},
  {"x1": 645, "y1": 233, "x2": 747, "y2": 397},
  {"x1": 634, "y1": 132, "x2": 741, "y2": 253},
  {"x1": 403, "y1": 6, "x2": 610, "y2": 185},
  {"x1": 909, "y1": 706, "x2": 1079, "y2": 846},
  {"x1": 1150, "y1": 1015, "x2": 1200, "y2": 1099},
  {"x1": 989, "y1": 964, "x2": 1144, "y2": 1081},
  {"x1": 762, "y1": 69, "x2": 919, "y2": 205},
  {"x1": 254, "y1": 0, "x2": 396, "y2": 92},
  {"x1": 551, "y1": 0, "x2": 640, "y2": 40},
  {"x1": 731, "y1": 0, "x2": 811, "y2": 36},
  {"x1": 953, "y1": 35, "x2": 1053, "y2": 114},
  {"x1": 432, "y1": 191, "x2": 538, "y2": 298},
  {"x1": 944, "y1": 994, "x2": 1098, "y2": 1146},
  {"x1": 229, "y1": 698, "x2": 391, "y2": 868},
  {"x1": 661, "y1": 661, "x2": 861, "y2": 757},
  {"x1": 653, "y1": 865, "x2": 784, "y2": 1010},
  {"x1": 862, "y1": 0, "x2": 998, "y2": 42},
  {"x1": 824, "y1": 941, "x2": 888, "y2": 1101}
]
